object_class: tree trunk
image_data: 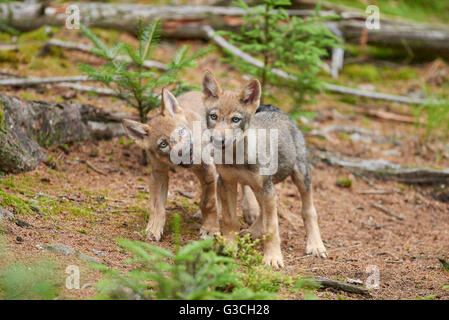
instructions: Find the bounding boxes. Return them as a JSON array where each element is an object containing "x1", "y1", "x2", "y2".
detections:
[{"x1": 0, "y1": 93, "x2": 135, "y2": 173}]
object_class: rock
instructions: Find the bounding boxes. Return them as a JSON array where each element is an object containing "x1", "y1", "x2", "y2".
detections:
[
  {"x1": 14, "y1": 219, "x2": 32, "y2": 228},
  {"x1": 43, "y1": 243, "x2": 76, "y2": 256},
  {"x1": 0, "y1": 206, "x2": 14, "y2": 219},
  {"x1": 0, "y1": 93, "x2": 132, "y2": 173},
  {"x1": 43, "y1": 243, "x2": 102, "y2": 263},
  {"x1": 92, "y1": 249, "x2": 107, "y2": 256},
  {"x1": 78, "y1": 253, "x2": 100, "y2": 263}
]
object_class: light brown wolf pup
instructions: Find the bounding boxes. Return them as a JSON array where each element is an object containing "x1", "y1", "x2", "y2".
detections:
[
  {"x1": 202, "y1": 71, "x2": 327, "y2": 268},
  {"x1": 122, "y1": 89, "x2": 219, "y2": 241}
]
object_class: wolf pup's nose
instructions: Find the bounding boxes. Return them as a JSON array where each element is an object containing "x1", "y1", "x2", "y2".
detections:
[{"x1": 212, "y1": 135, "x2": 226, "y2": 147}]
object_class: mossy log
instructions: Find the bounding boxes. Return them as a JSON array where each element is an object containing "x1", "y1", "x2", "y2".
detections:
[
  {"x1": 3, "y1": 2, "x2": 449, "y2": 56},
  {"x1": 0, "y1": 93, "x2": 134, "y2": 173},
  {"x1": 316, "y1": 150, "x2": 449, "y2": 185}
]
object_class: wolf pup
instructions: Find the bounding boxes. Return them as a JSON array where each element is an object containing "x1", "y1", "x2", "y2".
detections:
[
  {"x1": 122, "y1": 88, "x2": 219, "y2": 241},
  {"x1": 202, "y1": 71, "x2": 327, "y2": 267}
]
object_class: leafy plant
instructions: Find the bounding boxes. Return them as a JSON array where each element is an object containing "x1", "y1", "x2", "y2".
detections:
[
  {"x1": 93, "y1": 238, "x2": 273, "y2": 300},
  {"x1": 219, "y1": 0, "x2": 339, "y2": 114},
  {"x1": 295, "y1": 277, "x2": 321, "y2": 300},
  {"x1": 414, "y1": 99, "x2": 449, "y2": 139},
  {"x1": 79, "y1": 21, "x2": 209, "y2": 162},
  {"x1": 219, "y1": 234, "x2": 316, "y2": 297},
  {"x1": 0, "y1": 240, "x2": 61, "y2": 300}
]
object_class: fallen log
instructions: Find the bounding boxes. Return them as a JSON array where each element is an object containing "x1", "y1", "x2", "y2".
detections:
[
  {"x1": 0, "y1": 93, "x2": 135, "y2": 173},
  {"x1": 3, "y1": 2, "x2": 449, "y2": 56},
  {"x1": 202, "y1": 25, "x2": 429, "y2": 105},
  {"x1": 313, "y1": 276, "x2": 370, "y2": 295},
  {"x1": 315, "y1": 150, "x2": 449, "y2": 185}
]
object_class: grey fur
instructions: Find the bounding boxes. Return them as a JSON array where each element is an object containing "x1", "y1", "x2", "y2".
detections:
[{"x1": 246, "y1": 109, "x2": 311, "y2": 189}]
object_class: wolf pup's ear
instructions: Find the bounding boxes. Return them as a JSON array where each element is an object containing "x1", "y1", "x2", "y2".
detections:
[
  {"x1": 161, "y1": 88, "x2": 182, "y2": 117},
  {"x1": 202, "y1": 70, "x2": 222, "y2": 99},
  {"x1": 122, "y1": 119, "x2": 150, "y2": 147},
  {"x1": 240, "y1": 79, "x2": 261, "y2": 107}
]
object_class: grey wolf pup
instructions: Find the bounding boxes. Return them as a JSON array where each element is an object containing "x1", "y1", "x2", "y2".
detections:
[
  {"x1": 122, "y1": 89, "x2": 220, "y2": 240},
  {"x1": 202, "y1": 71, "x2": 327, "y2": 267}
]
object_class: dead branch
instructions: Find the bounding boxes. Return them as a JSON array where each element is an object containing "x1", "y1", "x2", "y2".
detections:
[
  {"x1": 57, "y1": 83, "x2": 116, "y2": 96},
  {"x1": 357, "y1": 189, "x2": 398, "y2": 195},
  {"x1": 43, "y1": 38, "x2": 168, "y2": 71},
  {"x1": 352, "y1": 105, "x2": 424, "y2": 124},
  {"x1": 371, "y1": 203, "x2": 404, "y2": 221},
  {"x1": 313, "y1": 276, "x2": 370, "y2": 295},
  {"x1": 0, "y1": 76, "x2": 91, "y2": 87},
  {"x1": 316, "y1": 150, "x2": 449, "y2": 185},
  {"x1": 202, "y1": 25, "x2": 429, "y2": 105},
  {"x1": 80, "y1": 160, "x2": 107, "y2": 176}
]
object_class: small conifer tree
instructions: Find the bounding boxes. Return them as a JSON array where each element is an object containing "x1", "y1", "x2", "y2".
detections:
[
  {"x1": 79, "y1": 21, "x2": 209, "y2": 163},
  {"x1": 220, "y1": 0, "x2": 340, "y2": 114}
]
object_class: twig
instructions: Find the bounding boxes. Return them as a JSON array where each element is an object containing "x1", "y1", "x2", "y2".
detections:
[
  {"x1": 291, "y1": 243, "x2": 362, "y2": 261},
  {"x1": 0, "y1": 75, "x2": 92, "y2": 87},
  {"x1": 202, "y1": 25, "x2": 429, "y2": 105},
  {"x1": 371, "y1": 203, "x2": 404, "y2": 221},
  {"x1": 313, "y1": 276, "x2": 370, "y2": 295},
  {"x1": 57, "y1": 82, "x2": 116, "y2": 96},
  {"x1": 177, "y1": 190, "x2": 194, "y2": 199},
  {"x1": 352, "y1": 105, "x2": 424, "y2": 124},
  {"x1": 79, "y1": 160, "x2": 107, "y2": 176},
  {"x1": 43, "y1": 38, "x2": 168, "y2": 71},
  {"x1": 358, "y1": 189, "x2": 395, "y2": 195}
]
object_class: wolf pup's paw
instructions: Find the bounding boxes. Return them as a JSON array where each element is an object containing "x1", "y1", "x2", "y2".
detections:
[
  {"x1": 145, "y1": 219, "x2": 165, "y2": 241},
  {"x1": 242, "y1": 208, "x2": 258, "y2": 225},
  {"x1": 199, "y1": 226, "x2": 220, "y2": 239},
  {"x1": 263, "y1": 253, "x2": 284, "y2": 269},
  {"x1": 305, "y1": 239, "x2": 328, "y2": 258}
]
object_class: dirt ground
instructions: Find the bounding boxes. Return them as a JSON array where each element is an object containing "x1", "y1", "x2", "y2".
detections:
[
  {"x1": 0, "y1": 95, "x2": 448, "y2": 299},
  {"x1": 1, "y1": 27, "x2": 449, "y2": 300}
]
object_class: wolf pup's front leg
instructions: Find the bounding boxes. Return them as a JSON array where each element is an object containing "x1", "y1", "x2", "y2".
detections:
[
  {"x1": 146, "y1": 165, "x2": 169, "y2": 241},
  {"x1": 254, "y1": 178, "x2": 284, "y2": 268},
  {"x1": 193, "y1": 164, "x2": 220, "y2": 238}
]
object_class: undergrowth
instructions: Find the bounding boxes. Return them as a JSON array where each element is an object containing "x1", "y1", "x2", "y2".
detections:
[{"x1": 92, "y1": 214, "x2": 320, "y2": 300}]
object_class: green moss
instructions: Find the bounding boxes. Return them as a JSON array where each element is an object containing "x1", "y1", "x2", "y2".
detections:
[
  {"x1": 345, "y1": 44, "x2": 409, "y2": 61},
  {"x1": 338, "y1": 95, "x2": 358, "y2": 105},
  {"x1": 0, "y1": 187, "x2": 31, "y2": 215},
  {"x1": 18, "y1": 27, "x2": 50, "y2": 43},
  {"x1": 0, "y1": 50, "x2": 20, "y2": 63},
  {"x1": 343, "y1": 64, "x2": 380, "y2": 82},
  {"x1": 0, "y1": 101, "x2": 5, "y2": 131},
  {"x1": 336, "y1": 177, "x2": 352, "y2": 188},
  {"x1": 381, "y1": 67, "x2": 418, "y2": 80},
  {"x1": 90, "y1": 28, "x2": 120, "y2": 46},
  {"x1": 0, "y1": 176, "x2": 15, "y2": 188}
]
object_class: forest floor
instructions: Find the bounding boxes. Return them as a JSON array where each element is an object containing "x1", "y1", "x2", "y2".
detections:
[{"x1": 0, "y1": 25, "x2": 449, "y2": 300}]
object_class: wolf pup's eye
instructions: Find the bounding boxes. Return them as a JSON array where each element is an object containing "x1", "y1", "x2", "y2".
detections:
[
  {"x1": 178, "y1": 128, "x2": 185, "y2": 136},
  {"x1": 210, "y1": 113, "x2": 217, "y2": 120},
  {"x1": 159, "y1": 141, "x2": 168, "y2": 148},
  {"x1": 231, "y1": 117, "x2": 241, "y2": 123}
]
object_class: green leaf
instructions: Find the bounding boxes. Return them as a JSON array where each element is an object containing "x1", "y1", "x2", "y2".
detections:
[{"x1": 139, "y1": 20, "x2": 161, "y2": 62}]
